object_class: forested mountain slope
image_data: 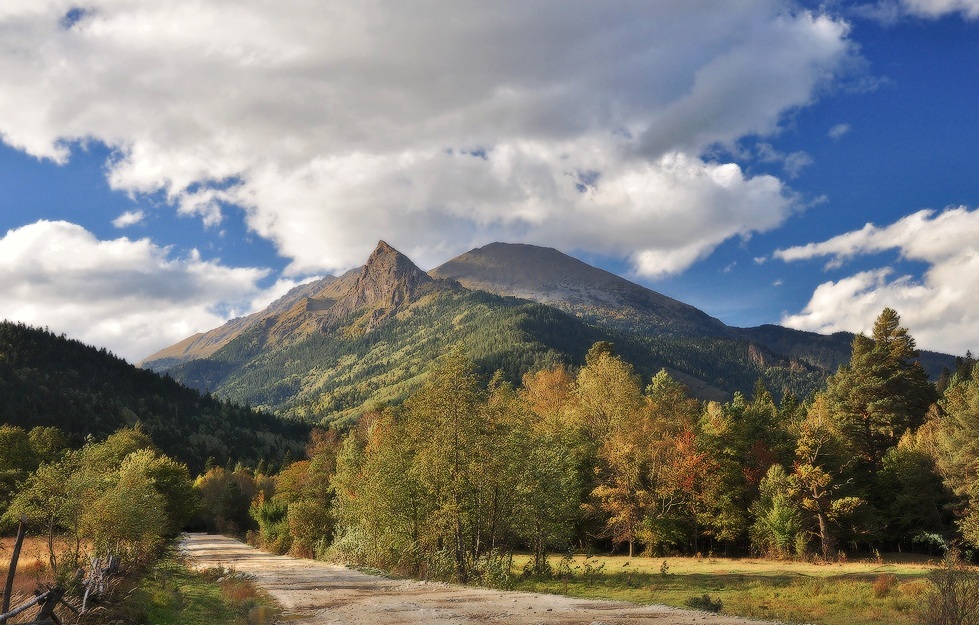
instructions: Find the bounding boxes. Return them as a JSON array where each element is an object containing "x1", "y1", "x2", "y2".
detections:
[
  {"x1": 155, "y1": 242, "x2": 847, "y2": 427},
  {"x1": 0, "y1": 321, "x2": 307, "y2": 473}
]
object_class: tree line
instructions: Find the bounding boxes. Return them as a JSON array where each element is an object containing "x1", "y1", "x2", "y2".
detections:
[
  {"x1": 1, "y1": 426, "x2": 197, "y2": 581},
  {"x1": 0, "y1": 321, "x2": 308, "y2": 474},
  {"x1": 6, "y1": 308, "x2": 976, "y2": 588},
  {"x1": 228, "y1": 308, "x2": 979, "y2": 583}
]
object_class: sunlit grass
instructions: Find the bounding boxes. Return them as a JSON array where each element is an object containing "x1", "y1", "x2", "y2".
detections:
[
  {"x1": 0, "y1": 536, "x2": 56, "y2": 604},
  {"x1": 132, "y1": 554, "x2": 278, "y2": 625},
  {"x1": 511, "y1": 553, "x2": 935, "y2": 625}
]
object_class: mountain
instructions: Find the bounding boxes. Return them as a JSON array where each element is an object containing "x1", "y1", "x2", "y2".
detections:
[
  {"x1": 430, "y1": 242, "x2": 731, "y2": 337},
  {"x1": 140, "y1": 272, "x2": 351, "y2": 369},
  {"x1": 141, "y1": 241, "x2": 440, "y2": 370},
  {"x1": 0, "y1": 321, "x2": 307, "y2": 474},
  {"x1": 146, "y1": 240, "x2": 934, "y2": 428},
  {"x1": 431, "y1": 242, "x2": 955, "y2": 379},
  {"x1": 155, "y1": 242, "x2": 600, "y2": 424}
]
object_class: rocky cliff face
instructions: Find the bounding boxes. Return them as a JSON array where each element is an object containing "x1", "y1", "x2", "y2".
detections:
[
  {"x1": 142, "y1": 241, "x2": 440, "y2": 370},
  {"x1": 330, "y1": 240, "x2": 435, "y2": 328}
]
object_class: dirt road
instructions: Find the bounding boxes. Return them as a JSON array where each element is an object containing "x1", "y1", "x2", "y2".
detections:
[{"x1": 180, "y1": 534, "x2": 780, "y2": 625}]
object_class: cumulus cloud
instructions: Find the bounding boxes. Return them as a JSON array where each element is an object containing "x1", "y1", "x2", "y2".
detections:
[
  {"x1": 111, "y1": 209, "x2": 144, "y2": 228},
  {"x1": 0, "y1": 220, "x2": 300, "y2": 361},
  {"x1": 0, "y1": 1, "x2": 856, "y2": 277},
  {"x1": 776, "y1": 206, "x2": 979, "y2": 354}
]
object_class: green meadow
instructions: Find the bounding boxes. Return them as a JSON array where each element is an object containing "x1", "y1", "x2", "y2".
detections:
[{"x1": 512, "y1": 553, "x2": 937, "y2": 625}]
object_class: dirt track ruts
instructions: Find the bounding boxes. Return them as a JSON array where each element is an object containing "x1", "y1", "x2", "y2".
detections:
[{"x1": 179, "y1": 533, "x2": 780, "y2": 625}]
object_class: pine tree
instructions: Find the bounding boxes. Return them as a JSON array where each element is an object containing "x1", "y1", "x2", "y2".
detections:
[{"x1": 825, "y1": 308, "x2": 936, "y2": 470}]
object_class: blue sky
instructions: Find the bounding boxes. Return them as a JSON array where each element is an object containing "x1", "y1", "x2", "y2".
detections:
[{"x1": 1, "y1": 1, "x2": 978, "y2": 361}]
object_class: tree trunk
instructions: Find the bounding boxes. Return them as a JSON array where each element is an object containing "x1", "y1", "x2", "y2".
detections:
[
  {"x1": 1, "y1": 518, "x2": 26, "y2": 619},
  {"x1": 817, "y1": 512, "x2": 836, "y2": 560}
]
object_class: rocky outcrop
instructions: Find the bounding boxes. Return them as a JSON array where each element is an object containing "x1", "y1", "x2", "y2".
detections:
[{"x1": 330, "y1": 241, "x2": 434, "y2": 327}]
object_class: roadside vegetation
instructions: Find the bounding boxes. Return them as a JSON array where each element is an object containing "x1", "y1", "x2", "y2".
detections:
[
  {"x1": 5, "y1": 306, "x2": 979, "y2": 624},
  {"x1": 0, "y1": 428, "x2": 197, "y2": 623},
  {"x1": 129, "y1": 553, "x2": 276, "y2": 625},
  {"x1": 202, "y1": 307, "x2": 979, "y2": 625}
]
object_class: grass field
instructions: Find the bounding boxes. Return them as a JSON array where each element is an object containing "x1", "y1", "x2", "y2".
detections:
[{"x1": 512, "y1": 553, "x2": 938, "y2": 625}]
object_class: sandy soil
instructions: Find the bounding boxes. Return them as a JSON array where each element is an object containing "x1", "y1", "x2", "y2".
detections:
[{"x1": 179, "y1": 533, "x2": 780, "y2": 625}]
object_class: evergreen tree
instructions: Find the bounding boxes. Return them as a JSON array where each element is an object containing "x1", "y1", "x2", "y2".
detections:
[
  {"x1": 824, "y1": 308, "x2": 936, "y2": 470},
  {"x1": 934, "y1": 367, "x2": 979, "y2": 546}
]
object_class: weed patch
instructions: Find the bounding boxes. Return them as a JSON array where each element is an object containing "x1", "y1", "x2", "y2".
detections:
[
  {"x1": 685, "y1": 593, "x2": 723, "y2": 612},
  {"x1": 127, "y1": 555, "x2": 278, "y2": 625}
]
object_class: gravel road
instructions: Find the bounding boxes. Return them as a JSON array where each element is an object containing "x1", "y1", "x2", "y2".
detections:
[{"x1": 180, "y1": 533, "x2": 779, "y2": 625}]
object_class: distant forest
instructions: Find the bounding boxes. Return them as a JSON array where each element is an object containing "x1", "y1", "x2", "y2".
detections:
[
  {"x1": 167, "y1": 287, "x2": 833, "y2": 428},
  {"x1": 0, "y1": 321, "x2": 307, "y2": 474}
]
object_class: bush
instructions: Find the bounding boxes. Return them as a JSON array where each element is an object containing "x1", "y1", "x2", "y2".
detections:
[
  {"x1": 471, "y1": 549, "x2": 514, "y2": 590},
  {"x1": 918, "y1": 550, "x2": 979, "y2": 625},
  {"x1": 874, "y1": 573, "x2": 898, "y2": 598},
  {"x1": 685, "y1": 593, "x2": 723, "y2": 613}
]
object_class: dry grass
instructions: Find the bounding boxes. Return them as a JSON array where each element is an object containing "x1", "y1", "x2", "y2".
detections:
[{"x1": 1, "y1": 536, "x2": 56, "y2": 601}]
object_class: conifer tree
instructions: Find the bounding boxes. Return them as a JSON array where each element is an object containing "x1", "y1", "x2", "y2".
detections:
[{"x1": 824, "y1": 308, "x2": 936, "y2": 470}]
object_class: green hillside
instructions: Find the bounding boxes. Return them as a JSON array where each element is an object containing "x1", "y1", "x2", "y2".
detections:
[
  {"x1": 168, "y1": 286, "x2": 829, "y2": 428},
  {"x1": 0, "y1": 321, "x2": 307, "y2": 473}
]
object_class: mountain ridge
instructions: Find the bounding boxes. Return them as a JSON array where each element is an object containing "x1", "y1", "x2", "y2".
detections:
[
  {"x1": 430, "y1": 242, "x2": 731, "y2": 337},
  {"x1": 143, "y1": 241, "x2": 956, "y2": 424}
]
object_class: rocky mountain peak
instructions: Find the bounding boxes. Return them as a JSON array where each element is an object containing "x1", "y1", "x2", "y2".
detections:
[{"x1": 332, "y1": 241, "x2": 433, "y2": 324}]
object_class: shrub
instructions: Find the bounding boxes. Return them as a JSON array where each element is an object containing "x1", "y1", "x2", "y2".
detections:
[
  {"x1": 874, "y1": 573, "x2": 898, "y2": 598},
  {"x1": 685, "y1": 593, "x2": 723, "y2": 613},
  {"x1": 471, "y1": 549, "x2": 514, "y2": 590},
  {"x1": 918, "y1": 550, "x2": 979, "y2": 625}
]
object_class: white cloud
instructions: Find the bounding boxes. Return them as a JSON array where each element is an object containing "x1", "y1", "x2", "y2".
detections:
[
  {"x1": 776, "y1": 206, "x2": 979, "y2": 354},
  {"x1": 111, "y1": 209, "x2": 144, "y2": 228},
  {"x1": 756, "y1": 143, "x2": 814, "y2": 178},
  {"x1": 856, "y1": 0, "x2": 979, "y2": 21},
  {"x1": 899, "y1": 0, "x2": 979, "y2": 18},
  {"x1": 0, "y1": 220, "x2": 292, "y2": 361},
  {"x1": 0, "y1": 1, "x2": 856, "y2": 277},
  {"x1": 828, "y1": 123, "x2": 851, "y2": 139}
]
